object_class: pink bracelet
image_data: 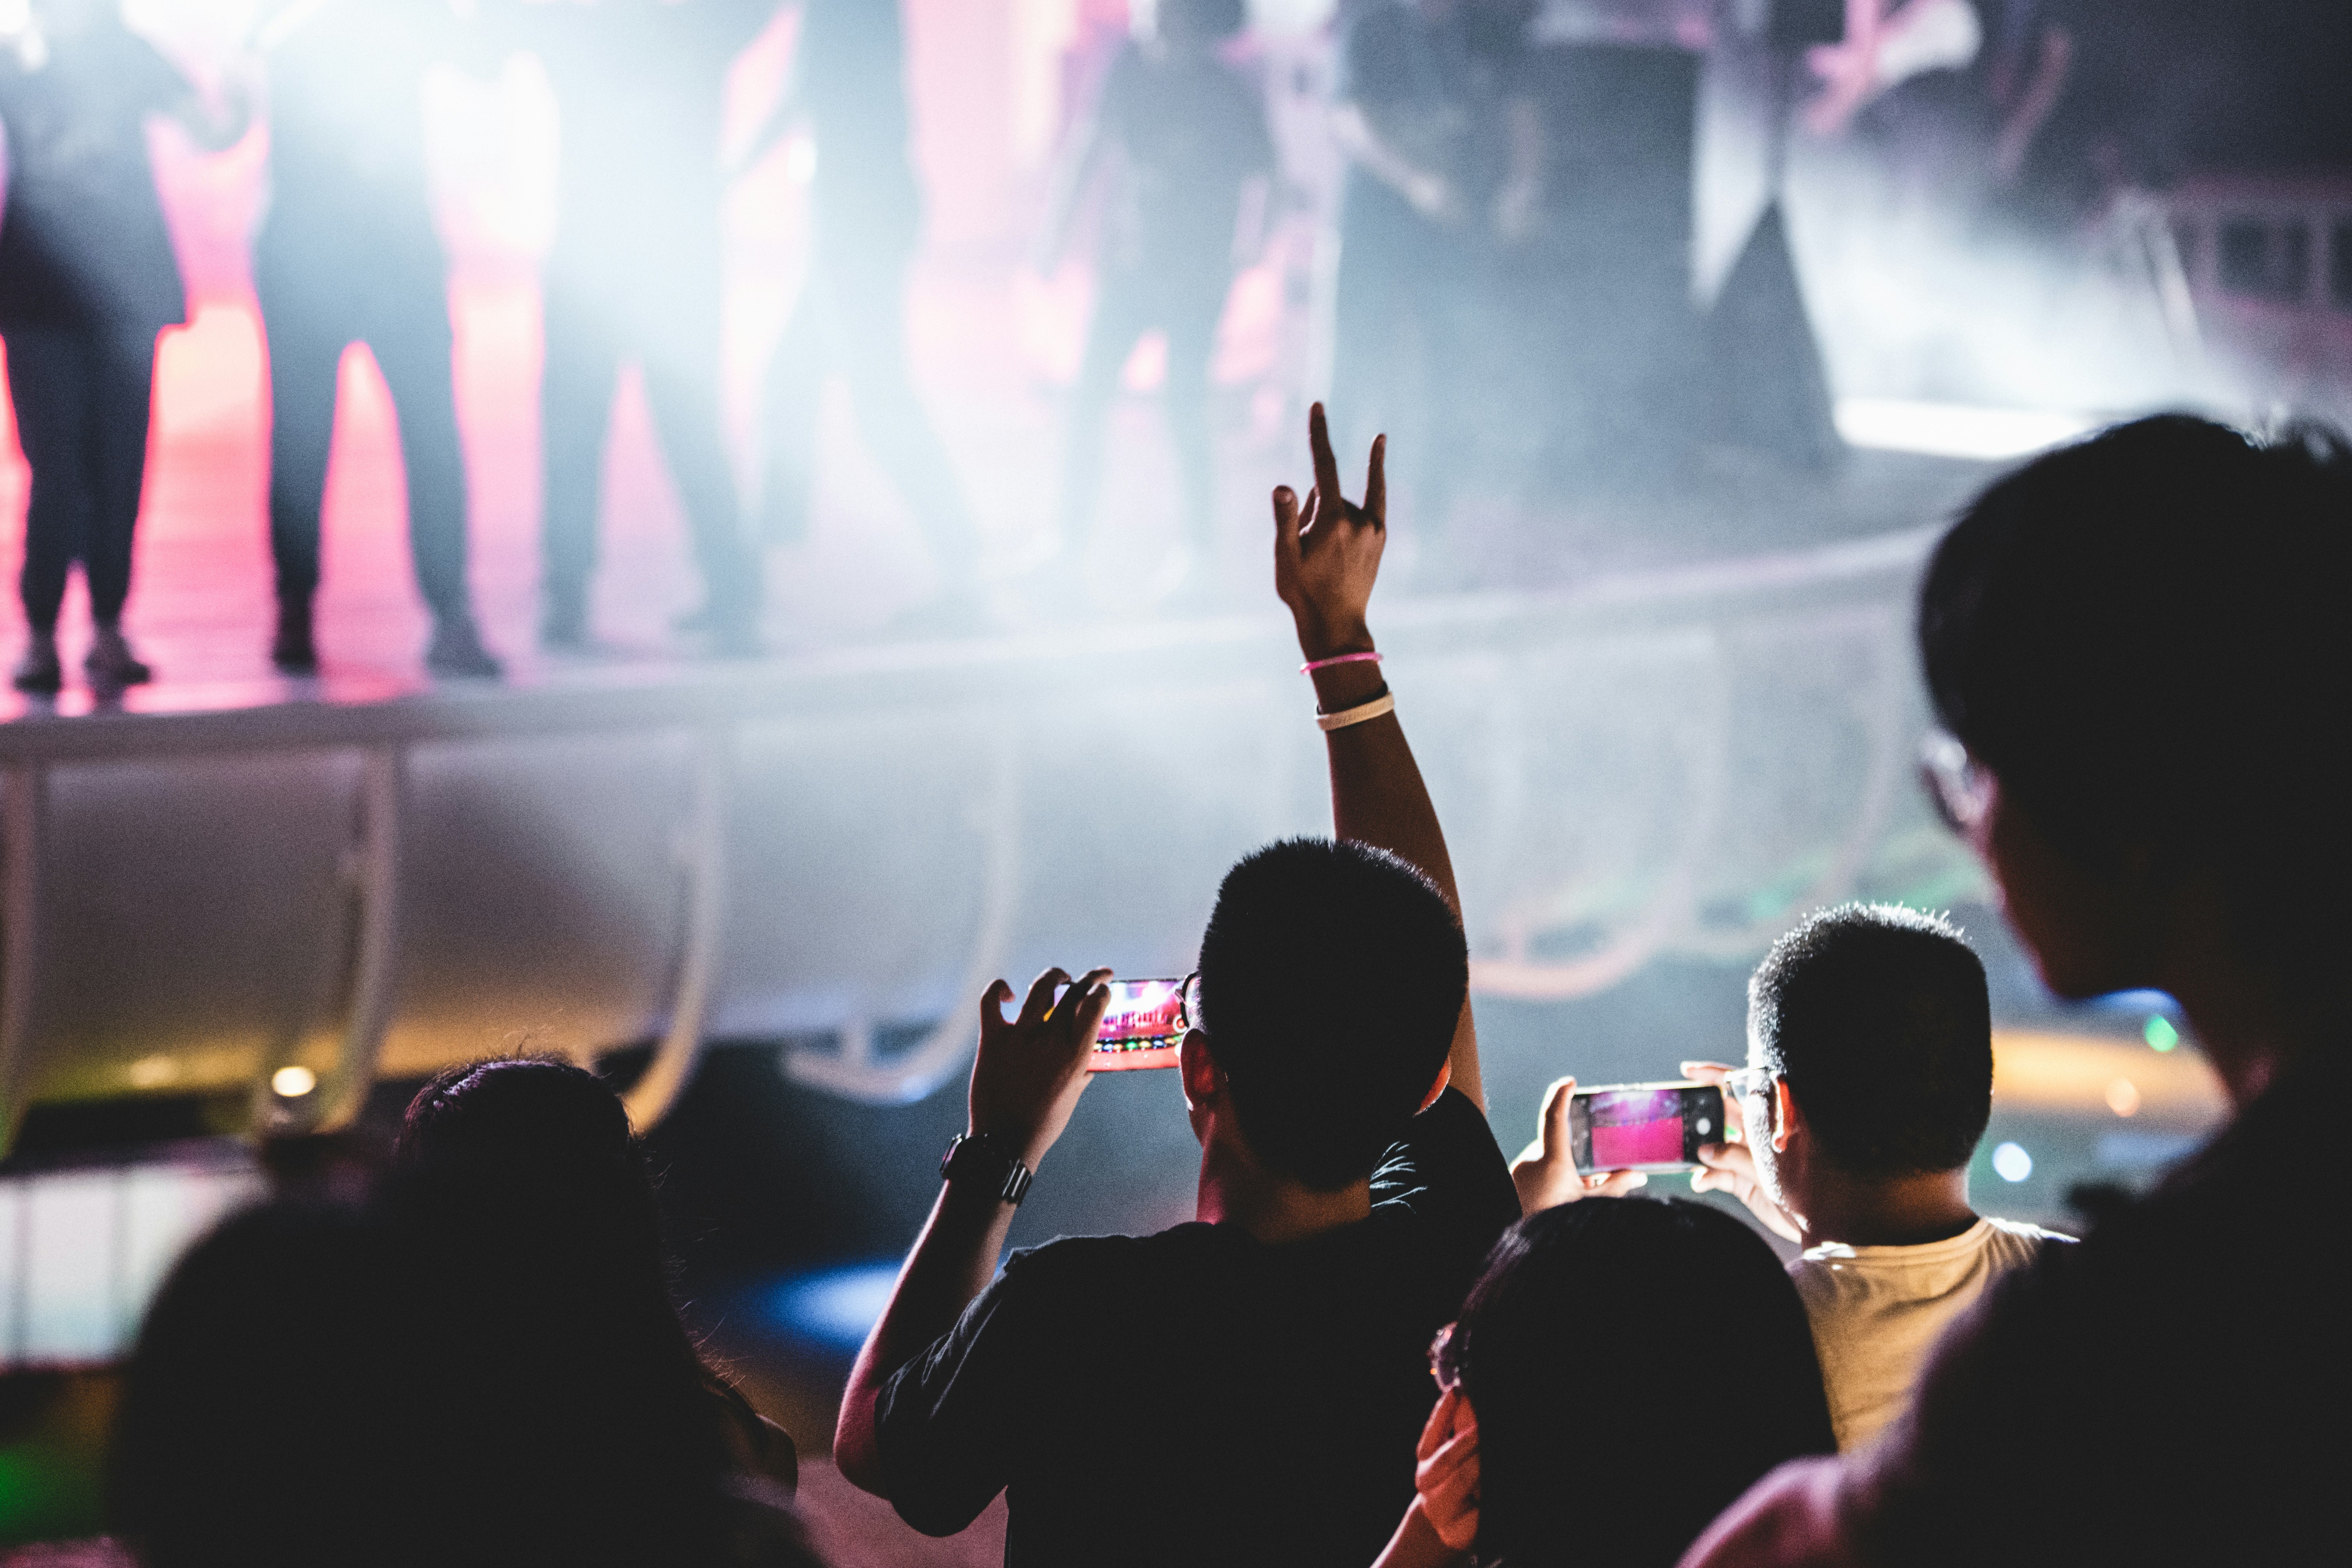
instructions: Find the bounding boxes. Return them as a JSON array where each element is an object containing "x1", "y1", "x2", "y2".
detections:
[{"x1": 1300, "y1": 651, "x2": 1383, "y2": 675}]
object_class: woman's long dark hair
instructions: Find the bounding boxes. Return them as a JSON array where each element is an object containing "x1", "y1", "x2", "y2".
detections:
[{"x1": 1435, "y1": 1198, "x2": 1834, "y2": 1568}]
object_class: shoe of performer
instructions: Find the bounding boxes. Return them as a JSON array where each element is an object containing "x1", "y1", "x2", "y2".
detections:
[
  {"x1": 12, "y1": 632, "x2": 62, "y2": 695},
  {"x1": 426, "y1": 615, "x2": 503, "y2": 679},
  {"x1": 86, "y1": 624, "x2": 155, "y2": 689},
  {"x1": 271, "y1": 598, "x2": 319, "y2": 675}
]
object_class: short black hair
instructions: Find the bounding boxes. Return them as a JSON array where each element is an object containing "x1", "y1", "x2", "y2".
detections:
[
  {"x1": 1195, "y1": 837, "x2": 1467, "y2": 1189},
  {"x1": 1436, "y1": 1199, "x2": 1834, "y2": 1568},
  {"x1": 1749, "y1": 903, "x2": 1990, "y2": 1177},
  {"x1": 1919, "y1": 414, "x2": 2352, "y2": 983}
]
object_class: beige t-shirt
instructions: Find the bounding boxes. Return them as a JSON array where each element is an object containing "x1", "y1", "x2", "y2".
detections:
[{"x1": 1791, "y1": 1216, "x2": 2072, "y2": 1451}]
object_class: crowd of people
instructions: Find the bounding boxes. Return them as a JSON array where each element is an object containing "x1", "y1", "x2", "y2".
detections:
[{"x1": 86, "y1": 398, "x2": 2344, "y2": 1564}]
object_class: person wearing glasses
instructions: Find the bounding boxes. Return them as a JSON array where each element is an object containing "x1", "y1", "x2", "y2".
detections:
[
  {"x1": 1369, "y1": 1198, "x2": 1833, "y2": 1568},
  {"x1": 829, "y1": 409, "x2": 1523, "y2": 1567},
  {"x1": 1685, "y1": 417, "x2": 2348, "y2": 1567},
  {"x1": 1709, "y1": 906, "x2": 2068, "y2": 1451},
  {"x1": 1508, "y1": 904, "x2": 2067, "y2": 1453}
]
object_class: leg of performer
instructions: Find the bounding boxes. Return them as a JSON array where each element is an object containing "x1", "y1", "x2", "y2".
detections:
[
  {"x1": 7, "y1": 326, "x2": 90, "y2": 693},
  {"x1": 368, "y1": 278, "x2": 498, "y2": 677},
  {"x1": 537, "y1": 281, "x2": 622, "y2": 648},
  {"x1": 1330, "y1": 178, "x2": 1441, "y2": 536},
  {"x1": 260, "y1": 272, "x2": 348, "y2": 674},
  {"x1": 637, "y1": 304, "x2": 761, "y2": 652},
  {"x1": 1160, "y1": 274, "x2": 1228, "y2": 561},
  {"x1": 80, "y1": 325, "x2": 161, "y2": 688},
  {"x1": 1060, "y1": 268, "x2": 1152, "y2": 562},
  {"x1": 756, "y1": 281, "x2": 826, "y2": 549},
  {"x1": 830, "y1": 252, "x2": 981, "y2": 589}
]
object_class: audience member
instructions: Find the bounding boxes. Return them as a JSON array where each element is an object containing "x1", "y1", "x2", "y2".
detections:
[
  {"x1": 1679, "y1": 903, "x2": 2067, "y2": 1451},
  {"x1": 397, "y1": 1057, "x2": 798, "y2": 1494},
  {"x1": 829, "y1": 407, "x2": 1522, "y2": 1567},
  {"x1": 109, "y1": 1183, "x2": 816, "y2": 1568},
  {"x1": 1684, "y1": 415, "x2": 2348, "y2": 1566},
  {"x1": 1374, "y1": 1199, "x2": 1836, "y2": 1568}
]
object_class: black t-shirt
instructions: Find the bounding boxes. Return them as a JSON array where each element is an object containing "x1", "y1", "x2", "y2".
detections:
[
  {"x1": 1842, "y1": 1061, "x2": 2336, "y2": 1566},
  {"x1": 1091, "y1": 42, "x2": 1273, "y2": 280},
  {"x1": 0, "y1": 19, "x2": 189, "y2": 333},
  {"x1": 256, "y1": 0, "x2": 460, "y2": 277},
  {"x1": 875, "y1": 1087, "x2": 1521, "y2": 1568}
]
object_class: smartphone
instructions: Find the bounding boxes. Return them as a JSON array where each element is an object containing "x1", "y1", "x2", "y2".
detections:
[
  {"x1": 1568, "y1": 1082, "x2": 1727, "y2": 1174},
  {"x1": 1086, "y1": 978, "x2": 1190, "y2": 1071}
]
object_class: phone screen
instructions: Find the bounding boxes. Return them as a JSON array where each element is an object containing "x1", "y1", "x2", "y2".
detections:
[
  {"x1": 1568, "y1": 1083, "x2": 1725, "y2": 1173},
  {"x1": 1087, "y1": 978, "x2": 1189, "y2": 1071}
]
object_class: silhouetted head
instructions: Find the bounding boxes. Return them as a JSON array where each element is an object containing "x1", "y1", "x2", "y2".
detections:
[
  {"x1": 1434, "y1": 1199, "x2": 1834, "y2": 1568},
  {"x1": 400, "y1": 1055, "x2": 653, "y2": 1216},
  {"x1": 1193, "y1": 837, "x2": 1468, "y2": 1189},
  {"x1": 1919, "y1": 414, "x2": 2352, "y2": 1009},
  {"x1": 110, "y1": 1184, "x2": 808, "y2": 1568},
  {"x1": 1743, "y1": 904, "x2": 1991, "y2": 1212}
]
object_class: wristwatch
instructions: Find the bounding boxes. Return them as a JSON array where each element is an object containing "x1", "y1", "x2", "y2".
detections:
[{"x1": 939, "y1": 1132, "x2": 1034, "y2": 1206}]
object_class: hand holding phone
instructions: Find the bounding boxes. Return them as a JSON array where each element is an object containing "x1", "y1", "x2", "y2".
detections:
[
  {"x1": 1567, "y1": 1081, "x2": 1727, "y2": 1174},
  {"x1": 1084, "y1": 977, "x2": 1192, "y2": 1071},
  {"x1": 1510, "y1": 1075, "x2": 1652, "y2": 1212}
]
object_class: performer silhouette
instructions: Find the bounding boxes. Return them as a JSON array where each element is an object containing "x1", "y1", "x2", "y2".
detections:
[
  {"x1": 527, "y1": 0, "x2": 777, "y2": 655},
  {"x1": 1, "y1": 0, "x2": 246, "y2": 694},
  {"x1": 1042, "y1": 0, "x2": 1272, "y2": 587},
  {"x1": 1328, "y1": 0, "x2": 1536, "y2": 537},
  {"x1": 750, "y1": 0, "x2": 982, "y2": 631},
  {"x1": 255, "y1": 0, "x2": 501, "y2": 679}
]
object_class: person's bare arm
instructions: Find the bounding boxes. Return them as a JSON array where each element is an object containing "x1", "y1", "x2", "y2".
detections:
[
  {"x1": 1273, "y1": 405, "x2": 1482, "y2": 1108},
  {"x1": 833, "y1": 968, "x2": 1113, "y2": 1495}
]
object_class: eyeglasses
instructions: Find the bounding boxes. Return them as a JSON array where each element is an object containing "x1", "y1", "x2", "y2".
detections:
[
  {"x1": 1919, "y1": 730, "x2": 1994, "y2": 837},
  {"x1": 1724, "y1": 1067, "x2": 1777, "y2": 1103},
  {"x1": 1427, "y1": 1322, "x2": 1458, "y2": 1391}
]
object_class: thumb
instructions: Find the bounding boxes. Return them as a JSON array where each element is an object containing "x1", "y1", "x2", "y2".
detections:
[
  {"x1": 1540, "y1": 1076, "x2": 1576, "y2": 1155},
  {"x1": 1273, "y1": 485, "x2": 1303, "y2": 571}
]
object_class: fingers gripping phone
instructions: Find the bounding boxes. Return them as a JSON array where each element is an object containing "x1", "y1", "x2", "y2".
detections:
[
  {"x1": 1085, "y1": 978, "x2": 1190, "y2": 1071},
  {"x1": 1569, "y1": 1082, "x2": 1727, "y2": 1174}
]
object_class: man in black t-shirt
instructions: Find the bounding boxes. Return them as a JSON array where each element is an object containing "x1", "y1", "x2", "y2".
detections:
[{"x1": 832, "y1": 408, "x2": 1522, "y2": 1568}]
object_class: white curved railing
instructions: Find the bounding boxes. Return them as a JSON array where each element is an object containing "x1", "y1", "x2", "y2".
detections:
[{"x1": 0, "y1": 523, "x2": 1966, "y2": 1138}]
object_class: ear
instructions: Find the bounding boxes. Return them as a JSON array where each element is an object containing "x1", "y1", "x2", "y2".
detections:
[
  {"x1": 1418, "y1": 1057, "x2": 1452, "y2": 1112},
  {"x1": 1770, "y1": 1077, "x2": 1801, "y2": 1154},
  {"x1": 1179, "y1": 1028, "x2": 1220, "y2": 1111}
]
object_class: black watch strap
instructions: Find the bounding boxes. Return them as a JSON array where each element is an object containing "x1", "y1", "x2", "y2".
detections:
[{"x1": 940, "y1": 1132, "x2": 1034, "y2": 1206}]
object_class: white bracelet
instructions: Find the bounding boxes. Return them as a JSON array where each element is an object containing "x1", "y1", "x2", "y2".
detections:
[{"x1": 1316, "y1": 692, "x2": 1396, "y2": 732}]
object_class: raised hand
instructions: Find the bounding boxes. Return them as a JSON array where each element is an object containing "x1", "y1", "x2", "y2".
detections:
[
  {"x1": 1274, "y1": 403, "x2": 1386, "y2": 663},
  {"x1": 968, "y1": 967, "x2": 1114, "y2": 1172},
  {"x1": 1415, "y1": 1385, "x2": 1482, "y2": 1552},
  {"x1": 1510, "y1": 1075, "x2": 1650, "y2": 1213}
]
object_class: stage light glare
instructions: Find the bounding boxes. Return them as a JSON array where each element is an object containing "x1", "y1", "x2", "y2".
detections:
[
  {"x1": 2104, "y1": 1077, "x2": 2141, "y2": 1118},
  {"x1": 1991, "y1": 1141, "x2": 2033, "y2": 1183},
  {"x1": 767, "y1": 1262, "x2": 898, "y2": 1352},
  {"x1": 271, "y1": 1066, "x2": 318, "y2": 1099},
  {"x1": 2144, "y1": 1016, "x2": 2180, "y2": 1052},
  {"x1": 1833, "y1": 398, "x2": 2099, "y2": 461}
]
